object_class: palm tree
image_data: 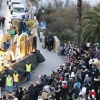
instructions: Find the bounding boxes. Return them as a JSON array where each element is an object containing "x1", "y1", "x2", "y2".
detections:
[
  {"x1": 77, "y1": 0, "x2": 82, "y2": 48},
  {"x1": 82, "y1": 7, "x2": 100, "y2": 43}
]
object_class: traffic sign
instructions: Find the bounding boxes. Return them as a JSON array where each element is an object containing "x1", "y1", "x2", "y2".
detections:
[{"x1": 40, "y1": 22, "x2": 46, "y2": 29}]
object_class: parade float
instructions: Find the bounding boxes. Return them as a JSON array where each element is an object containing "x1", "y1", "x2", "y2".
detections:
[{"x1": 0, "y1": 19, "x2": 45, "y2": 86}]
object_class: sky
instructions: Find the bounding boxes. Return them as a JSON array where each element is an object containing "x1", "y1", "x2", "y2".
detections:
[{"x1": 42, "y1": 0, "x2": 100, "y2": 6}]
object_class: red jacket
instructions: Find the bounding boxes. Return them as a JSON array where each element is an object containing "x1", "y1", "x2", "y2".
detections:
[{"x1": 89, "y1": 91, "x2": 96, "y2": 98}]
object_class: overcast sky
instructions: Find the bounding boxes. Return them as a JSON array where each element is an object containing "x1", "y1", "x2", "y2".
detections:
[{"x1": 42, "y1": 0, "x2": 100, "y2": 6}]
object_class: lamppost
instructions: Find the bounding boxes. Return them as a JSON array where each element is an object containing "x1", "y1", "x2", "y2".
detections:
[{"x1": 42, "y1": 7, "x2": 44, "y2": 21}]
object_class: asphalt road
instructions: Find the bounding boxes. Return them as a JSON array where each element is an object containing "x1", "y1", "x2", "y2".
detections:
[{"x1": 1, "y1": 0, "x2": 65, "y2": 96}]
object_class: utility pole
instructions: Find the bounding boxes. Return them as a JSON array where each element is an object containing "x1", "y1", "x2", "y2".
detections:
[{"x1": 77, "y1": 0, "x2": 82, "y2": 48}]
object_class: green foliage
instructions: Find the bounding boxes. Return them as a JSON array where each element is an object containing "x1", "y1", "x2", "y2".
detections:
[
  {"x1": 53, "y1": 29, "x2": 77, "y2": 44},
  {"x1": 37, "y1": 0, "x2": 94, "y2": 43},
  {"x1": 82, "y1": 7, "x2": 100, "y2": 43}
]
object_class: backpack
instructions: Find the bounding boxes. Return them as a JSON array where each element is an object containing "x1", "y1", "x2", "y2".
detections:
[{"x1": 62, "y1": 83, "x2": 67, "y2": 89}]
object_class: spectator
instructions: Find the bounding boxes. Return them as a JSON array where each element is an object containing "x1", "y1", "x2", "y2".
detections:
[
  {"x1": 85, "y1": 81, "x2": 92, "y2": 100},
  {"x1": 2, "y1": 95, "x2": 7, "y2": 100},
  {"x1": 84, "y1": 74, "x2": 91, "y2": 86},
  {"x1": 70, "y1": 83, "x2": 80, "y2": 100},
  {"x1": 61, "y1": 81, "x2": 69, "y2": 100},
  {"x1": 13, "y1": 94, "x2": 18, "y2": 100},
  {"x1": 18, "y1": 87, "x2": 23, "y2": 100},
  {"x1": 54, "y1": 87, "x2": 61, "y2": 100},
  {"x1": 96, "y1": 88, "x2": 100, "y2": 100},
  {"x1": 42, "y1": 90, "x2": 49, "y2": 100}
]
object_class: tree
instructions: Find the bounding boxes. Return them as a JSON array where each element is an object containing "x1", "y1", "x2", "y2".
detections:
[
  {"x1": 82, "y1": 7, "x2": 100, "y2": 43},
  {"x1": 77, "y1": 0, "x2": 82, "y2": 48}
]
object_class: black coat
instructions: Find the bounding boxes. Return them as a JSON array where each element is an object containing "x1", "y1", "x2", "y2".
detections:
[
  {"x1": 96, "y1": 93, "x2": 100, "y2": 100},
  {"x1": 28, "y1": 91, "x2": 35, "y2": 100},
  {"x1": 70, "y1": 86, "x2": 80, "y2": 99},
  {"x1": 61, "y1": 84, "x2": 69, "y2": 95},
  {"x1": 86, "y1": 85, "x2": 92, "y2": 95},
  {"x1": 55, "y1": 89, "x2": 61, "y2": 100}
]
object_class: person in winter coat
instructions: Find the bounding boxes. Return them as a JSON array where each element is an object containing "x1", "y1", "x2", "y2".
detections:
[
  {"x1": 89, "y1": 89, "x2": 96, "y2": 99},
  {"x1": 75, "y1": 79, "x2": 81, "y2": 90},
  {"x1": 54, "y1": 87, "x2": 61, "y2": 100},
  {"x1": 28, "y1": 89, "x2": 35, "y2": 100},
  {"x1": 61, "y1": 81, "x2": 69, "y2": 100},
  {"x1": 85, "y1": 81, "x2": 92, "y2": 100},
  {"x1": 34, "y1": 84, "x2": 41, "y2": 99},
  {"x1": 28, "y1": 82, "x2": 35, "y2": 92},
  {"x1": 19, "y1": 87, "x2": 24, "y2": 100},
  {"x1": 75, "y1": 67, "x2": 82, "y2": 80},
  {"x1": 21, "y1": 93, "x2": 30, "y2": 100},
  {"x1": 84, "y1": 74, "x2": 91, "y2": 86},
  {"x1": 70, "y1": 83, "x2": 80, "y2": 100},
  {"x1": 15, "y1": 90, "x2": 21, "y2": 100},
  {"x1": 42, "y1": 90, "x2": 49, "y2": 100},
  {"x1": 96, "y1": 88, "x2": 100, "y2": 100}
]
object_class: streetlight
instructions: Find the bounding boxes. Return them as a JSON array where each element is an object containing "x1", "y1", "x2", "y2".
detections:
[{"x1": 42, "y1": 7, "x2": 45, "y2": 21}]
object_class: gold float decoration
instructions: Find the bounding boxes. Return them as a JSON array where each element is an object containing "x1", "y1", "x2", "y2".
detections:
[
  {"x1": 11, "y1": 18, "x2": 36, "y2": 32},
  {"x1": 0, "y1": 18, "x2": 37, "y2": 72}
]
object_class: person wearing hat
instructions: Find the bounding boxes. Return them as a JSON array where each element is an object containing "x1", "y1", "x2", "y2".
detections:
[
  {"x1": 25, "y1": 62, "x2": 32, "y2": 82},
  {"x1": 5, "y1": 75, "x2": 13, "y2": 93},
  {"x1": 12, "y1": 71, "x2": 20, "y2": 91}
]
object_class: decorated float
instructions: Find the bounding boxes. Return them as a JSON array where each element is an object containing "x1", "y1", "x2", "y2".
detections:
[{"x1": 0, "y1": 19, "x2": 45, "y2": 86}]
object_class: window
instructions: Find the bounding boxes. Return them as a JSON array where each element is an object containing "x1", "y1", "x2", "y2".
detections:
[{"x1": 13, "y1": 7, "x2": 24, "y2": 13}]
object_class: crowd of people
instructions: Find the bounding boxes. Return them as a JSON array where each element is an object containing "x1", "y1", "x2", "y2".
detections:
[
  {"x1": 0, "y1": 16, "x2": 6, "y2": 27},
  {"x1": 1, "y1": 41, "x2": 100, "y2": 100}
]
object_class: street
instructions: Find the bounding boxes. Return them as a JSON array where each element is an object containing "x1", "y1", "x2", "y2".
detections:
[{"x1": 1, "y1": 0, "x2": 65, "y2": 96}]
